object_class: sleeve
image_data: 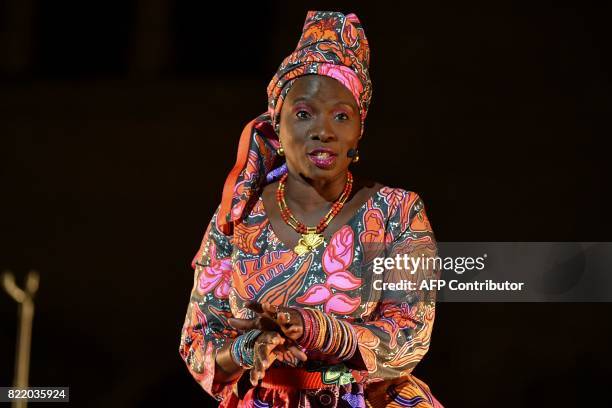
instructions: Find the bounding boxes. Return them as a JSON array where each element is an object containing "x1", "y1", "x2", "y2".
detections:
[
  {"x1": 178, "y1": 205, "x2": 240, "y2": 401},
  {"x1": 349, "y1": 190, "x2": 440, "y2": 382}
]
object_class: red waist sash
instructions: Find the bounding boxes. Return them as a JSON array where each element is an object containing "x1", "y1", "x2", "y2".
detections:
[{"x1": 260, "y1": 367, "x2": 333, "y2": 390}]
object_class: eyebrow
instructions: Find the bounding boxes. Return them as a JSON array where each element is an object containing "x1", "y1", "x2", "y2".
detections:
[{"x1": 290, "y1": 96, "x2": 358, "y2": 112}]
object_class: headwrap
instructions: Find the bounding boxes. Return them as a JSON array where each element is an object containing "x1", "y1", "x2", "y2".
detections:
[
  {"x1": 267, "y1": 10, "x2": 372, "y2": 133},
  {"x1": 218, "y1": 11, "x2": 372, "y2": 235}
]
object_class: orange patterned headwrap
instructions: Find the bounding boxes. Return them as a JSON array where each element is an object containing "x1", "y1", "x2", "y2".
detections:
[{"x1": 267, "y1": 11, "x2": 372, "y2": 134}]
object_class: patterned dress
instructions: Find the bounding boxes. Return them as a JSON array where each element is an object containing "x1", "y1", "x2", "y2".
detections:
[{"x1": 179, "y1": 187, "x2": 443, "y2": 408}]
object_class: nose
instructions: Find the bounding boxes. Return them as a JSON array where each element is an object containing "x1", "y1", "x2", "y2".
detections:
[{"x1": 309, "y1": 117, "x2": 336, "y2": 142}]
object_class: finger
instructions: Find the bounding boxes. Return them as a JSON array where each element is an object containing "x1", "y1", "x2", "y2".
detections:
[
  {"x1": 278, "y1": 324, "x2": 302, "y2": 341},
  {"x1": 255, "y1": 337, "x2": 279, "y2": 364},
  {"x1": 277, "y1": 308, "x2": 302, "y2": 329},
  {"x1": 272, "y1": 350, "x2": 284, "y2": 361},
  {"x1": 251, "y1": 348, "x2": 268, "y2": 384},
  {"x1": 254, "y1": 351, "x2": 266, "y2": 372},
  {"x1": 271, "y1": 343, "x2": 288, "y2": 361},
  {"x1": 227, "y1": 317, "x2": 259, "y2": 331},
  {"x1": 262, "y1": 343, "x2": 281, "y2": 364},
  {"x1": 265, "y1": 332, "x2": 284, "y2": 346},
  {"x1": 246, "y1": 301, "x2": 264, "y2": 314},
  {"x1": 252, "y1": 336, "x2": 275, "y2": 380},
  {"x1": 261, "y1": 302, "x2": 279, "y2": 318},
  {"x1": 284, "y1": 325, "x2": 302, "y2": 338},
  {"x1": 257, "y1": 316, "x2": 282, "y2": 332},
  {"x1": 254, "y1": 345, "x2": 277, "y2": 379},
  {"x1": 288, "y1": 345, "x2": 308, "y2": 362},
  {"x1": 277, "y1": 311, "x2": 288, "y2": 325},
  {"x1": 251, "y1": 355, "x2": 263, "y2": 381},
  {"x1": 250, "y1": 368, "x2": 261, "y2": 386}
]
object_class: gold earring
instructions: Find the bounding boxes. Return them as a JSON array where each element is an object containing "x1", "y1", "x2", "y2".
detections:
[
  {"x1": 277, "y1": 146, "x2": 285, "y2": 156},
  {"x1": 353, "y1": 150, "x2": 360, "y2": 163}
]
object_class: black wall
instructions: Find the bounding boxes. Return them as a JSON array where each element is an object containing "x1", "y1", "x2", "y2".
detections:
[{"x1": 1, "y1": 1, "x2": 611, "y2": 406}]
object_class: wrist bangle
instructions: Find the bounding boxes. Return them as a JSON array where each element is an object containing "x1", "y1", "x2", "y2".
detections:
[
  {"x1": 313, "y1": 309, "x2": 327, "y2": 349},
  {"x1": 230, "y1": 329, "x2": 262, "y2": 369},
  {"x1": 322, "y1": 313, "x2": 335, "y2": 353}
]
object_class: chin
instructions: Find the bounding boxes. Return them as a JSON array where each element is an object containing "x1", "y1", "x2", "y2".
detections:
[{"x1": 301, "y1": 165, "x2": 346, "y2": 181}]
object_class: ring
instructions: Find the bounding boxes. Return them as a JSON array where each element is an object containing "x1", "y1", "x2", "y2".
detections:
[
  {"x1": 270, "y1": 304, "x2": 279, "y2": 319},
  {"x1": 280, "y1": 311, "x2": 291, "y2": 323}
]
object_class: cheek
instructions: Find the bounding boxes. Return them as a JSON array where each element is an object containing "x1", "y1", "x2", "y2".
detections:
[
  {"x1": 279, "y1": 127, "x2": 307, "y2": 165},
  {"x1": 279, "y1": 119, "x2": 308, "y2": 148},
  {"x1": 339, "y1": 127, "x2": 361, "y2": 148}
]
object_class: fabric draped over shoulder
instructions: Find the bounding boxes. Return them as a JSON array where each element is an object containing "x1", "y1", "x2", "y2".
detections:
[{"x1": 218, "y1": 113, "x2": 281, "y2": 235}]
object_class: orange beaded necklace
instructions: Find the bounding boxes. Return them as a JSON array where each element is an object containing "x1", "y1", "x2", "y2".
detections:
[{"x1": 276, "y1": 171, "x2": 353, "y2": 255}]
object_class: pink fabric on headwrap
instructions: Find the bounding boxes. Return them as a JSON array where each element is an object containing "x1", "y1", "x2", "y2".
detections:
[{"x1": 267, "y1": 11, "x2": 372, "y2": 134}]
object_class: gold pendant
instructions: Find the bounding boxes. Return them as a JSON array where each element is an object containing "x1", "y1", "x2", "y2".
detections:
[{"x1": 294, "y1": 232, "x2": 325, "y2": 255}]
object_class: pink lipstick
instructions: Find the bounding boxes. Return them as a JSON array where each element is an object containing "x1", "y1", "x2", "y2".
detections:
[{"x1": 307, "y1": 148, "x2": 337, "y2": 169}]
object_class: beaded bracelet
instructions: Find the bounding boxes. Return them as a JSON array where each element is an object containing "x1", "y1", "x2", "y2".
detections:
[
  {"x1": 230, "y1": 329, "x2": 262, "y2": 369},
  {"x1": 297, "y1": 307, "x2": 314, "y2": 345},
  {"x1": 296, "y1": 308, "x2": 358, "y2": 361}
]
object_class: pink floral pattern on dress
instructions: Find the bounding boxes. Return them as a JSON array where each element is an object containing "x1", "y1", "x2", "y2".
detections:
[
  {"x1": 196, "y1": 244, "x2": 232, "y2": 299},
  {"x1": 297, "y1": 226, "x2": 362, "y2": 315}
]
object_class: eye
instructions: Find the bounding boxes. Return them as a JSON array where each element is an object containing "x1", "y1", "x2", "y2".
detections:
[
  {"x1": 335, "y1": 112, "x2": 349, "y2": 121},
  {"x1": 296, "y1": 110, "x2": 311, "y2": 119}
]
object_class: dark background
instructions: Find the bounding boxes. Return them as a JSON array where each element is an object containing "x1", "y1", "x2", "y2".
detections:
[{"x1": 1, "y1": 1, "x2": 611, "y2": 406}]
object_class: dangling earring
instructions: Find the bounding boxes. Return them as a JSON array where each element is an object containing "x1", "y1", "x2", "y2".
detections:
[
  {"x1": 277, "y1": 139, "x2": 285, "y2": 156},
  {"x1": 275, "y1": 123, "x2": 285, "y2": 156},
  {"x1": 353, "y1": 149, "x2": 360, "y2": 163}
]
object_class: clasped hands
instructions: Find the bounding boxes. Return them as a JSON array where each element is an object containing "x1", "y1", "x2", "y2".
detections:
[{"x1": 228, "y1": 301, "x2": 307, "y2": 386}]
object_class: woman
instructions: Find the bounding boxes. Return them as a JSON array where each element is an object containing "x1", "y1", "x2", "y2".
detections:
[{"x1": 179, "y1": 11, "x2": 443, "y2": 408}]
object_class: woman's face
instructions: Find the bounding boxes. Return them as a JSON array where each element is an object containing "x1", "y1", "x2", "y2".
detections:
[{"x1": 279, "y1": 75, "x2": 361, "y2": 182}]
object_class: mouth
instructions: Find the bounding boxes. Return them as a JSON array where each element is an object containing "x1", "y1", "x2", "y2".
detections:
[{"x1": 307, "y1": 148, "x2": 338, "y2": 169}]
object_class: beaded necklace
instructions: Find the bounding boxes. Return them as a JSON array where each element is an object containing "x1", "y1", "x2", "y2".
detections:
[{"x1": 276, "y1": 171, "x2": 353, "y2": 255}]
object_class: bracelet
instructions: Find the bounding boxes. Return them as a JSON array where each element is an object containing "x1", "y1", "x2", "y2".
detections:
[
  {"x1": 328, "y1": 315, "x2": 343, "y2": 355},
  {"x1": 297, "y1": 307, "x2": 319, "y2": 349},
  {"x1": 295, "y1": 307, "x2": 358, "y2": 362},
  {"x1": 337, "y1": 319, "x2": 353, "y2": 360},
  {"x1": 343, "y1": 320, "x2": 358, "y2": 360},
  {"x1": 313, "y1": 309, "x2": 327, "y2": 349},
  {"x1": 321, "y1": 313, "x2": 335, "y2": 353},
  {"x1": 230, "y1": 329, "x2": 262, "y2": 369},
  {"x1": 297, "y1": 307, "x2": 313, "y2": 345}
]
